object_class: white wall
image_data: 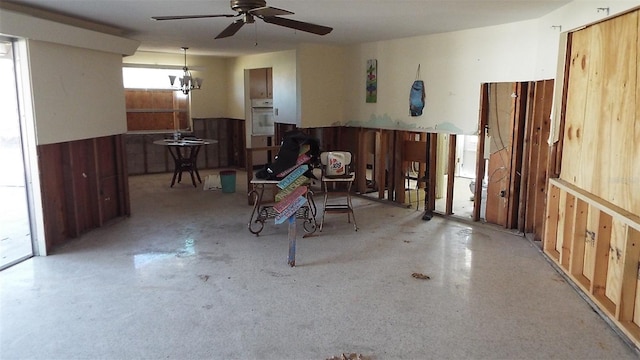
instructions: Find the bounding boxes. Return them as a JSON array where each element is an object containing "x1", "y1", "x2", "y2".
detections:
[
  {"x1": 336, "y1": 0, "x2": 640, "y2": 135},
  {"x1": 28, "y1": 40, "x2": 128, "y2": 144},
  {"x1": 342, "y1": 19, "x2": 539, "y2": 135},
  {"x1": 0, "y1": 8, "x2": 138, "y2": 55},
  {"x1": 123, "y1": 52, "x2": 230, "y2": 119},
  {"x1": 534, "y1": 1, "x2": 640, "y2": 80},
  {"x1": 0, "y1": 8, "x2": 139, "y2": 145},
  {"x1": 296, "y1": 44, "x2": 346, "y2": 128}
]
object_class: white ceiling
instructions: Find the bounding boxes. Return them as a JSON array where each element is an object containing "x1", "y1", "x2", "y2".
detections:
[{"x1": 3, "y1": 0, "x2": 572, "y2": 56}]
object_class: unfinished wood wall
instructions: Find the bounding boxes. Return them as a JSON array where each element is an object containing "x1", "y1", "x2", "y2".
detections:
[
  {"x1": 544, "y1": 8, "x2": 640, "y2": 348},
  {"x1": 485, "y1": 82, "x2": 515, "y2": 226},
  {"x1": 523, "y1": 80, "x2": 554, "y2": 238},
  {"x1": 480, "y1": 80, "x2": 554, "y2": 234}
]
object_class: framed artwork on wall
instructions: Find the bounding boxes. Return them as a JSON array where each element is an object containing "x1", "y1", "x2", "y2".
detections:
[{"x1": 366, "y1": 59, "x2": 377, "y2": 103}]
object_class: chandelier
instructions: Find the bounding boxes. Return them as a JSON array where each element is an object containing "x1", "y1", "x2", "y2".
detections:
[{"x1": 169, "y1": 47, "x2": 203, "y2": 95}]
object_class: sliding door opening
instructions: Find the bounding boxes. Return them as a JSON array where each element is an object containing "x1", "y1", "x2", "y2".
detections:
[{"x1": 0, "y1": 39, "x2": 34, "y2": 269}]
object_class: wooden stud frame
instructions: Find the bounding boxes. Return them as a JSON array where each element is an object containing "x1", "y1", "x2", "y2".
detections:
[{"x1": 544, "y1": 178, "x2": 640, "y2": 346}]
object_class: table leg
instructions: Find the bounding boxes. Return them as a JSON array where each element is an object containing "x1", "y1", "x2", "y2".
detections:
[
  {"x1": 167, "y1": 147, "x2": 180, "y2": 187},
  {"x1": 248, "y1": 183, "x2": 266, "y2": 235},
  {"x1": 191, "y1": 145, "x2": 203, "y2": 184}
]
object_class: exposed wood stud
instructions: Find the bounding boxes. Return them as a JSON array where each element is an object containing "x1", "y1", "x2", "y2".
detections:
[
  {"x1": 446, "y1": 135, "x2": 457, "y2": 215},
  {"x1": 543, "y1": 184, "x2": 561, "y2": 260},
  {"x1": 473, "y1": 83, "x2": 489, "y2": 221}
]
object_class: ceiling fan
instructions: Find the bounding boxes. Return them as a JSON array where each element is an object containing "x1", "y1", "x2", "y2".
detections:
[{"x1": 152, "y1": 0, "x2": 333, "y2": 39}]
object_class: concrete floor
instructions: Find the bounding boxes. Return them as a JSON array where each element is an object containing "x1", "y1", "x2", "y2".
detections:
[{"x1": 1, "y1": 172, "x2": 637, "y2": 359}]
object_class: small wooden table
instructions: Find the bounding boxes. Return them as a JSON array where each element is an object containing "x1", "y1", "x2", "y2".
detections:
[{"x1": 153, "y1": 138, "x2": 218, "y2": 187}]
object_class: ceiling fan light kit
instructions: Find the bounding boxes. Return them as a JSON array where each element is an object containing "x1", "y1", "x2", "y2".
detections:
[
  {"x1": 152, "y1": 0, "x2": 333, "y2": 40},
  {"x1": 171, "y1": 47, "x2": 203, "y2": 95}
]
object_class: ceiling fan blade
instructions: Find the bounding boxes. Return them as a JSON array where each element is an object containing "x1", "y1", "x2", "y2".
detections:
[
  {"x1": 262, "y1": 16, "x2": 333, "y2": 36},
  {"x1": 215, "y1": 19, "x2": 246, "y2": 39},
  {"x1": 250, "y1": 6, "x2": 293, "y2": 17},
  {"x1": 152, "y1": 14, "x2": 236, "y2": 21}
]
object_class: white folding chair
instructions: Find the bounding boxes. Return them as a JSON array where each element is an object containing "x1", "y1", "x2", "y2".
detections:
[{"x1": 319, "y1": 151, "x2": 358, "y2": 231}]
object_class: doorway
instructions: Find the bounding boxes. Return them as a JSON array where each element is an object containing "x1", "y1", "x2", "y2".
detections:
[
  {"x1": 0, "y1": 39, "x2": 34, "y2": 269},
  {"x1": 431, "y1": 133, "x2": 479, "y2": 220},
  {"x1": 474, "y1": 80, "x2": 555, "y2": 235}
]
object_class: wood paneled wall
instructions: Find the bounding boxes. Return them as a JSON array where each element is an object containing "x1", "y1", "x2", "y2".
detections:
[
  {"x1": 125, "y1": 118, "x2": 245, "y2": 175},
  {"x1": 38, "y1": 135, "x2": 130, "y2": 251}
]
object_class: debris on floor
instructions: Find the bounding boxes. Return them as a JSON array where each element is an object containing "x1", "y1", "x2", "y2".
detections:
[
  {"x1": 411, "y1": 272, "x2": 430, "y2": 280},
  {"x1": 203, "y1": 174, "x2": 222, "y2": 191},
  {"x1": 326, "y1": 353, "x2": 371, "y2": 360}
]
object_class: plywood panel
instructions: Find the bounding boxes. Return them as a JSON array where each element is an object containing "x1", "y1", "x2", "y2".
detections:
[
  {"x1": 485, "y1": 149, "x2": 509, "y2": 225},
  {"x1": 560, "y1": 28, "x2": 591, "y2": 186},
  {"x1": 560, "y1": 11, "x2": 639, "y2": 216},
  {"x1": 96, "y1": 136, "x2": 116, "y2": 178},
  {"x1": 602, "y1": 12, "x2": 638, "y2": 212},
  {"x1": 38, "y1": 135, "x2": 128, "y2": 251},
  {"x1": 37, "y1": 144, "x2": 69, "y2": 249},
  {"x1": 577, "y1": 23, "x2": 605, "y2": 194},
  {"x1": 152, "y1": 90, "x2": 174, "y2": 109},
  {"x1": 635, "y1": 17, "x2": 640, "y2": 216},
  {"x1": 126, "y1": 113, "x2": 174, "y2": 131},
  {"x1": 632, "y1": 227, "x2": 640, "y2": 326},
  {"x1": 125, "y1": 90, "x2": 150, "y2": 109}
]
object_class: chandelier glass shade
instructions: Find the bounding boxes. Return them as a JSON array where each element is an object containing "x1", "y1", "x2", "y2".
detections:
[{"x1": 169, "y1": 47, "x2": 202, "y2": 95}]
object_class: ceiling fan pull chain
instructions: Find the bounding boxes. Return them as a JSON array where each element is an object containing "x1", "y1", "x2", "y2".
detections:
[{"x1": 254, "y1": 21, "x2": 259, "y2": 46}]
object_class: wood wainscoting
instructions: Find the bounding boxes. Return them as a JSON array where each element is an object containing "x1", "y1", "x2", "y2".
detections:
[{"x1": 38, "y1": 135, "x2": 130, "y2": 251}]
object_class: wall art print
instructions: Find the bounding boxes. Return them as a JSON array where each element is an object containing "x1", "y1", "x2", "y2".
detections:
[{"x1": 366, "y1": 59, "x2": 377, "y2": 103}]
